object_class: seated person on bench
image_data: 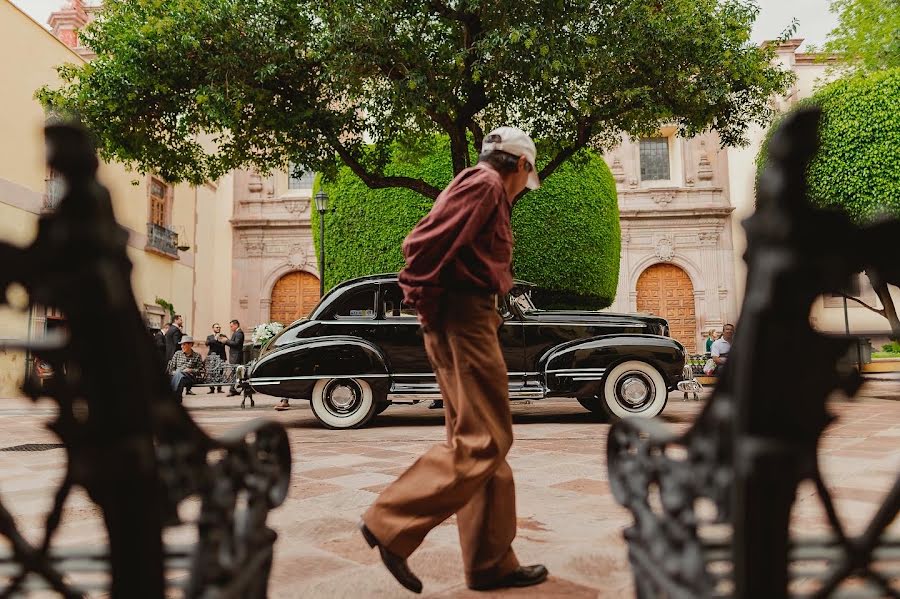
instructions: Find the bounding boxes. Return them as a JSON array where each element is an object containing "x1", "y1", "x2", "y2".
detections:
[
  {"x1": 168, "y1": 336, "x2": 203, "y2": 398},
  {"x1": 704, "y1": 323, "x2": 734, "y2": 375}
]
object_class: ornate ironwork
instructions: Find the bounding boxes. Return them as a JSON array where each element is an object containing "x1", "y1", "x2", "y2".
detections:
[
  {"x1": 146, "y1": 222, "x2": 179, "y2": 256},
  {"x1": 0, "y1": 124, "x2": 291, "y2": 597},
  {"x1": 608, "y1": 107, "x2": 899, "y2": 598}
]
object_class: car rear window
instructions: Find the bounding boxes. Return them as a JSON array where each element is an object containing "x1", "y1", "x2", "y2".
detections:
[
  {"x1": 381, "y1": 284, "x2": 417, "y2": 318},
  {"x1": 332, "y1": 288, "x2": 377, "y2": 319}
]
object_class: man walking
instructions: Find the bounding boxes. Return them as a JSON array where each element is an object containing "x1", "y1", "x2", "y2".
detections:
[
  {"x1": 206, "y1": 323, "x2": 227, "y2": 393},
  {"x1": 360, "y1": 127, "x2": 548, "y2": 594},
  {"x1": 224, "y1": 319, "x2": 244, "y2": 396},
  {"x1": 163, "y1": 314, "x2": 184, "y2": 363}
]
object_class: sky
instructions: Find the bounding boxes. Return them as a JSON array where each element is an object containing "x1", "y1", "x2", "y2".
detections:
[{"x1": 13, "y1": 0, "x2": 839, "y2": 49}]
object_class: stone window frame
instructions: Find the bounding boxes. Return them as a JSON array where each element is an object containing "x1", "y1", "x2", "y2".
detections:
[
  {"x1": 639, "y1": 137, "x2": 671, "y2": 181},
  {"x1": 287, "y1": 162, "x2": 315, "y2": 192},
  {"x1": 636, "y1": 127, "x2": 683, "y2": 187}
]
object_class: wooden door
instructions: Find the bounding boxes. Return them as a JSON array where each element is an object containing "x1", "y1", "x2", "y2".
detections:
[
  {"x1": 636, "y1": 263, "x2": 697, "y2": 351},
  {"x1": 270, "y1": 271, "x2": 320, "y2": 325}
]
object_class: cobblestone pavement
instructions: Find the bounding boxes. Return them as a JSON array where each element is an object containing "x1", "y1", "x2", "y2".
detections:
[{"x1": 0, "y1": 381, "x2": 896, "y2": 597}]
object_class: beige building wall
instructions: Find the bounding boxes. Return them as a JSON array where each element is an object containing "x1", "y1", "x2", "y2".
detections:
[
  {"x1": 192, "y1": 177, "x2": 235, "y2": 348},
  {"x1": 0, "y1": 0, "x2": 204, "y2": 394}
]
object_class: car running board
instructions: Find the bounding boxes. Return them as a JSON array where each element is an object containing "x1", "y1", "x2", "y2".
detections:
[{"x1": 388, "y1": 390, "x2": 545, "y2": 401}]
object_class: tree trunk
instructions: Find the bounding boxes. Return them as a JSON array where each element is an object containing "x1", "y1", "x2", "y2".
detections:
[{"x1": 865, "y1": 270, "x2": 900, "y2": 339}]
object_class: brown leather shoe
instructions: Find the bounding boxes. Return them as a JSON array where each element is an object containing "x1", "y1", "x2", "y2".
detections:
[
  {"x1": 468, "y1": 565, "x2": 548, "y2": 591},
  {"x1": 359, "y1": 521, "x2": 422, "y2": 594}
]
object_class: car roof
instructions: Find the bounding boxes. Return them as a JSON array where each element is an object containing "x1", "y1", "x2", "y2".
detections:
[{"x1": 329, "y1": 273, "x2": 537, "y2": 291}]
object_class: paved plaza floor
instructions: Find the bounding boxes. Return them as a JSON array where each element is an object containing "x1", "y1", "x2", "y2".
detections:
[{"x1": 0, "y1": 381, "x2": 897, "y2": 597}]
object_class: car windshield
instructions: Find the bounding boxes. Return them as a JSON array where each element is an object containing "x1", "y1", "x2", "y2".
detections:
[{"x1": 509, "y1": 288, "x2": 536, "y2": 313}]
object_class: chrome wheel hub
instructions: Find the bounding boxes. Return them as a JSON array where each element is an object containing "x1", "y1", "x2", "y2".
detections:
[
  {"x1": 323, "y1": 379, "x2": 362, "y2": 416},
  {"x1": 330, "y1": 385, "x2": 356, "y2": 410},
  {"x1": 619, "y1": 375, "x2": 650, "y2": 406}
]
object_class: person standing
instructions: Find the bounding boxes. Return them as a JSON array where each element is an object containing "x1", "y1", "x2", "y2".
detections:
[
  {"x1": 206, "y1": 323, "x2": 227, "y2": 393},
  {"x1": 154, "y1": 323, "x2": 170, "y2": 364},
  {"x1": 163, "y1": 314, "x2": 184, "y2": 363},
  {"x1": 224, "y1": 319, "x2": 244, "y2": 396},
  {"x1": 360, "y1": 127, "x2": 548, "y2": 594}
]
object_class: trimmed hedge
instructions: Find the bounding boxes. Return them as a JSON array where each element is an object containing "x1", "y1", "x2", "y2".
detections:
[
  {"x1": 756, "y1": 68, "x2": 900, "y2": 222},
  {"x1": 312, "y1": 138, "x2": 620, "y2": 310}
]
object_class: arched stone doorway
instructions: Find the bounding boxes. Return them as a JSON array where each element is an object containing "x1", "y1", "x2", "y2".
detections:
[
  {"x1": 636, "y1": 263, "x2": 697, "y2": 351},
  {"x1": 270, "y1": 271, "x2": 320, "y2": 324}
]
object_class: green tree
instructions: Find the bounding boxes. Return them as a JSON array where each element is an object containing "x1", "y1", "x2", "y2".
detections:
[
  {"x1": 38, "y1": 0, "x2": 791, "y2": 197},
  {"x1": 822, "y1": 0, "x2": 900, "y2": 72},
  {"x1": 313, "y1": 138, "x2": 619, "y2": 309},
  {"x1": 756, "y1": 69, "x2": 900, "y2": 335}
]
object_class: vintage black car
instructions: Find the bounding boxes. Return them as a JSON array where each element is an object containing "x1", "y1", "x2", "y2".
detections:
[{"x1": 248, "y1": 274, "x2": 686, "y2": 429}]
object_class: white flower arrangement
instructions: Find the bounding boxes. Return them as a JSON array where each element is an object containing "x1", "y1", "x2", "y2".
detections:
[{"x1": 252, "y1": 321, "x2": 284, "y2": 345}]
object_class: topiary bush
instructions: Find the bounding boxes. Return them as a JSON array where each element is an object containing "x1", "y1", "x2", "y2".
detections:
[
  {"x1": 756, "y1": 68, "x2": 900, "y2": 222},
  {"x1": 312, "y1": 138, "x2": 620, "y2": 310}
]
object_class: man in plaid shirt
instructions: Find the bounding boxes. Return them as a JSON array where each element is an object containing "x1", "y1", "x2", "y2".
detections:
[{"x1": 167, "y1": 336, "x2": 202, "y2": 399}]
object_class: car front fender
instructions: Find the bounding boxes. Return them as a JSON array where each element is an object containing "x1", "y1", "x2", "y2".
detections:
[
  {"x1": 541, "y1": 334, "x2": 686, "y2": 395},
  {"x1": 248, "y1": 336, "x2": 390, "y2": 399}
]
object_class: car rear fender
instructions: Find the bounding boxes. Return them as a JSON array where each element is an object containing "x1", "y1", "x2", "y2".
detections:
[
  {"x1": 248, "y1": 336, "x2": 390, "y2": 398},
  {"x1": 541, "y1": 334, "x2": 686, "y2": 394}
]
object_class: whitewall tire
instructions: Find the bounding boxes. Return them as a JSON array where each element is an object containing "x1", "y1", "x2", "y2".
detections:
[
  {"x1": 310, "y1": 378, "x2": 376, "y2": 429},
  {"x1": 601, "y1": 360, "x2": 668, "y2": 420}
]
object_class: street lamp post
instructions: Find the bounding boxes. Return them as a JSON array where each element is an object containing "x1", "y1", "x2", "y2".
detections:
[{"x1": 314, "y1": 190, "x2": 329, "y2": 297}]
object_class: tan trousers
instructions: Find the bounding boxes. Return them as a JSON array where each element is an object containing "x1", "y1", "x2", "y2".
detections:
[{"x1": 363, "y1": 292, "x2": 519, "y2": 586}]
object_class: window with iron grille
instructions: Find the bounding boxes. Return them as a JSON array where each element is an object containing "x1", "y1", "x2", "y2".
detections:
[
  {"x1": 639, "y1": 137, "x2": 671, "y2": 181},
  {"x1": 146, "y1": 178, "x2": 178, "y2": 257},
  {"x1": 288, "y1": 163, "x2": 315, "y2": 190}
]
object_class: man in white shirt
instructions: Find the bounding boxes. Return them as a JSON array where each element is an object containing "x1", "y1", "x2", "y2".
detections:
[{"x1": 710, "y1": 323, "x2": 734, "y2": 369}]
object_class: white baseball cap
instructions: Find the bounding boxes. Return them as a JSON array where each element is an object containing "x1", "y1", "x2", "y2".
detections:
[{"x1": 481, "y1": 126, "x2": 540, "y2": 190}]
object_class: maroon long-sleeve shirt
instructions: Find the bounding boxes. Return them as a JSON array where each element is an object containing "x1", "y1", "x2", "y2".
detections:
[{"x1": 398, "y1": 164, "x2": 513, "y2": 327}]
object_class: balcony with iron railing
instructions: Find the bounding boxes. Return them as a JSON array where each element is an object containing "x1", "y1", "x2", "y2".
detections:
[{"x1": 145, "y1": 222, "x2": 179, "y2": 258}]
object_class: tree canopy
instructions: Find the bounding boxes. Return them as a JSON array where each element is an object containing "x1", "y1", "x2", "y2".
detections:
[
  {"x1": 312, "y1": 138, "x2": 620, "y2": 309},
  {"x1": 39, "y1": 0, "x2": 790, "y2": 197},
  {"x1": 822, "y1": 0, "x2": 900, "y2": 73}
]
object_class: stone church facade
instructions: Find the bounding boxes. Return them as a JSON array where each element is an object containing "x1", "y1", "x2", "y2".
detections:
[
  {"x1": 602, "y1": 131, "x2": 737, "y2": 351},
  {"x1": 229, "y1": 168, "x2": 321, "y2": 330}
]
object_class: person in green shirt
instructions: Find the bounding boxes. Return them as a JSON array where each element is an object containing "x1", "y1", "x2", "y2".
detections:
[{"x1": 705, "y1": 329, "x2": 721, "y2": 353}]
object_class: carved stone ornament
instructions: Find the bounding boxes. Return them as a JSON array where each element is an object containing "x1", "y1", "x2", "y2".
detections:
[
  {"x1": 247, "y1": 172, "x2": 263, "y2": 195},
  {"x1": 698, "y1": 231, "x2": 720, "y2": 244},
  {"x1": 655, "y1": 236, "x2": 675, "y2": 261},
  {"x1": 239, "y1": 297, "x2": 249, "y2": 309},
  {"x1": 651, "y1": 192, "x2": 675, "y2": 207},
  {"x1": 283, "y1": 198, "x2": 310, "y2": 214},
  {"x1": 287, "y1": 244, "x2": 307, "y2": 268},
  {"x1": 243, "y1": 237, "x2": 264, "y2": 256},
  {"x1": 611, "y1": 157, "x2": 626, "y2": 184},
  {"x1": 697, "y1": 141, "x2": 714, "y2": 181}
]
